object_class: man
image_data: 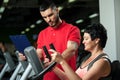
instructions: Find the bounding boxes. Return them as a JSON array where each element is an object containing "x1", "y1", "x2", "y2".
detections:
[
  {"x1": 19, "y1": 0, "x2": 81, "y2": 80},
  {"x1": 36, "y1": 0, "x2": 81, "y2": 80}
]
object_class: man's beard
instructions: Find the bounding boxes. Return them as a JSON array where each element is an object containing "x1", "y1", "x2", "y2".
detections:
[{"x1": 51, "y1": 15, "x2": 59, "y2": 27}]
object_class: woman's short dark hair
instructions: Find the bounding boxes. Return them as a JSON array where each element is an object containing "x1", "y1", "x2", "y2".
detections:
[
  {"x1": 39, "y1": 0, "x2": 56, "y2": 11},
  {"x1": 84, "y1": 23, "x2": 107, "y2": 48}
]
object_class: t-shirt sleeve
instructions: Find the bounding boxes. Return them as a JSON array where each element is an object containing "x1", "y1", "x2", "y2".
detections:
[
  {"x1": 68, "y1": 27, "x2": 81, "y2": 45},
  {"x1": 37, "y1": 32, "x2": 43, "y2": 49}
]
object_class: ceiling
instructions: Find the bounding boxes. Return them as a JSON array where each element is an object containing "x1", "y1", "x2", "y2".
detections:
[{"x1": 0, "y1": 0, "x2": 99, "y2": 42}]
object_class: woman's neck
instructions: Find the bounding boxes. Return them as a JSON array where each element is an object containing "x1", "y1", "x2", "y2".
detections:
[{"x1": 91, "y1": 47, "x2": 103, "y2": 57}]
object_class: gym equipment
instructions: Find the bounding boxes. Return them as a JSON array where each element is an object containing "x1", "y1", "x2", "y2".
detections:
[
  {"x1": 10, "y1": 51, "x2": 28, "y2": 80},
  {"x1": 31, "y1": 43, "x2": 57, "y2": 80},
  {"x1": 20, "y1": 46, "x2": 44, "y2": 80},
  {"x1": 0, "y1": 51, "x2": 15, "y2": 80},
  {"x1": 9, "y1": 35, "x2": 31, "y2": 80},
  {"x1": 20, "y1": 43, "x2": 57, "y2": 80}
]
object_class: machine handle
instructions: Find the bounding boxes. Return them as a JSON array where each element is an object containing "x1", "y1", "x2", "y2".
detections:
[
  {"x1": 31, "y1": 43, "x2": 57, "y2": 80},
  {"x1": 43, "y1": 46, "x2": 51, "y2": 61}
]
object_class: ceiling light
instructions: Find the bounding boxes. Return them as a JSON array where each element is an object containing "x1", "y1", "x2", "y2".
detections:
[
  {"x1": 58, "y1": 6, "x2": 63, "y2": 11},
  {"x1": 68, "y1": 0, "x2": 75, "y2": 3},
  {"x1": 30, "y1": 24, "x2": 35, "y2": 28},
  {"x1": 3, "y1": 0, "x2": 9, "y2": 3},
  {"x1": 89, "y1": 13, "x2": 98, "y2": 19},
  {"x1": 0, "y1": 7, "x2": 5, "y2": 13},
  {"x1": 81, "y1": 29, "x2": 85, "y2": 33},
  {"x1": 36, "y1": 20, "x2": 42, "y2": 24},
  {"x1": 21, "y1": 31, "x2": 25, "y2": 34},
  {"x1": 76, "y1": 19, "x2": 84, "y2": 24},
  {"x1": 25, "y1": 28, "x2": 30, "y2": 32}
]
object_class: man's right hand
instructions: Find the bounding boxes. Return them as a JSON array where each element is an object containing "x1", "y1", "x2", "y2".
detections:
[{"x1": 43, "y1": 57, "x2": 51, "y2": 67}]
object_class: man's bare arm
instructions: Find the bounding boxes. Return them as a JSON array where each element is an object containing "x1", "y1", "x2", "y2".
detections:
[
  {"x1": 36, "y1": 48, "x2": 43, "y2": 60},
  {"x1": 62, "y1": 40, "x2": 79, "y2": 61}
]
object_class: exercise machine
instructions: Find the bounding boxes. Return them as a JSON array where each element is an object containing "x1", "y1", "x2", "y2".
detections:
[
  {"x1": 0, "y1": 51, "x2": 15, "y2": 79},
  {"x1": 20, "y1": 46, "x2": 44, "y2": 80},
  {"x1": 19, "y1": 43, "x2": 57, "y2": 80},
  {"x1": 10, "y1": 51, "x2": 28, "y2": 80}
]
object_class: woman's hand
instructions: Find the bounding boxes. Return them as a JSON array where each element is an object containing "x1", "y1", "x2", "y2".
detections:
[{"x1": 49, "y1": 49, "x2": 64, "y2": 64}]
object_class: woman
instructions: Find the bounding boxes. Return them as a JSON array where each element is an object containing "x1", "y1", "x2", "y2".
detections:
[{"x1": 49, "y1": 23, "x2": 111, "y2": 80}]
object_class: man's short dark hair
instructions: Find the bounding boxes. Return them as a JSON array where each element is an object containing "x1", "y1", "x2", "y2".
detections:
[{"x1": 39, "y1": 0, "x2": 56, "y2": 11}]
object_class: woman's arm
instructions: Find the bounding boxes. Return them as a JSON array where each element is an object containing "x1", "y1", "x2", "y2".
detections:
[
  {"x1": 53, "y1": 66, "x2": 69, "y2": 80},
  {"x1": 59, "y1": 60, "x2": 81, "y2": 80},
  {"x1": 50, "y1": 49, "x2": 111, "y2": 80},
  {"x1": 50, "y1": 49, "x2": 81, "y2": 80}
]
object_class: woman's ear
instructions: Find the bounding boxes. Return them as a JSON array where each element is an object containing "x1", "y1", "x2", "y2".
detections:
[{"x1": 95, "y1": 38, "x2": 100, "y2": 44}]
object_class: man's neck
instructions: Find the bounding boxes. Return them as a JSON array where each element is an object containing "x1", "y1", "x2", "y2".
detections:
[{"x1": 53, "y1": 19, "x2": 62, "y2": 28}]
